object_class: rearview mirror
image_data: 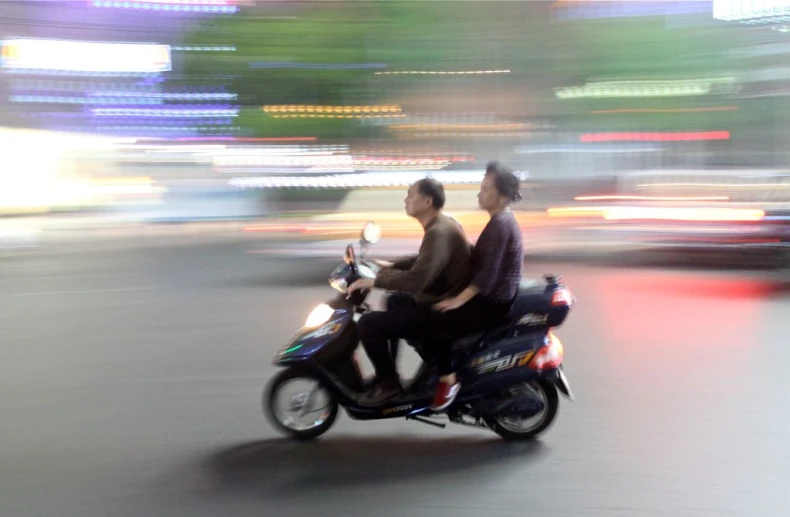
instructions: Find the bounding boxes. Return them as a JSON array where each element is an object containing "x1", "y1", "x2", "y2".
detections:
[
  {"x1": 360, "y1": 222, "x2": 381, "y2": 245},
  {"x1": 344, "y1": 244, "x2": 356, "y2": 265}
]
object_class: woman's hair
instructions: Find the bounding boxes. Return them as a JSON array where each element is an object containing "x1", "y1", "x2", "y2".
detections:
[{"x1": 485, "y1": 161, "x2": 522, "y2": 203}]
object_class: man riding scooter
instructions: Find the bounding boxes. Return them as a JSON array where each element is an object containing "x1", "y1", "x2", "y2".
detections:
[
  {"x1": 349, "y1": 162, "x2": 527, "y2": 411},
  {"x1": 347, "y1": 178, "x2": 472, "y2": 406}
]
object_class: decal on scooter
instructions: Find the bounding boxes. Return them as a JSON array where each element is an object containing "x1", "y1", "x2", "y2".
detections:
[
  {"x1": 470, "y1": 350, "x2": 501, "y2": 367},
  {"x1": 381, "y1": 404, "x2": 413, "y2": 416},
  {"x1": 303, "y1": 321, "x2": 343, "y2": 339},
  {"x1": 518, "y1": 313, "x2": 548, "y2": 326},
  {"x1": 473, "y1": 350, "x2": 535, "y2": 375}
]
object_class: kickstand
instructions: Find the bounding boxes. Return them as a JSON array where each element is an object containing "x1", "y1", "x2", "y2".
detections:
[{"x1": 406, "y1": 414, "x2": 446, "y2": 429}]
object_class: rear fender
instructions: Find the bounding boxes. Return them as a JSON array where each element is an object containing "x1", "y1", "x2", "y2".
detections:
[{"x1": 549, "y1": 367, "x2": 575, "y2": 401}]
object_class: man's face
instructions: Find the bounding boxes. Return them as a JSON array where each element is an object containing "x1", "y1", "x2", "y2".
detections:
[{"x1": 404, "y1": 183, "x2": 431, "y2": 218}]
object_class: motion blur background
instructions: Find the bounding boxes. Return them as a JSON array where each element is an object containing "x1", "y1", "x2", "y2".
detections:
[
  {"x1": 4, "y1": 0, "x2": 790, "y2": 255},
  {"x1": 3, "y1": 3, "x2": 790, "y2": 517}
]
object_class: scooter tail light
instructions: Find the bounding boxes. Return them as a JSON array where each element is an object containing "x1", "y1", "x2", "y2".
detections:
[
  {"x1": 551, "y1": 287, "x2": 574, "y2": 307},
  {"x1": 528, "y1": 333, "x2": 564, "y2": 370}
]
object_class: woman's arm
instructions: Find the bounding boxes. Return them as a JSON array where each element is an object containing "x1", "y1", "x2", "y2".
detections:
[
  {"x1": 433, "y1": 284, "x2": 480, "y2": 312},
  {"x1": 434, "y1": 219, "x2": 508, "y2": 312}
]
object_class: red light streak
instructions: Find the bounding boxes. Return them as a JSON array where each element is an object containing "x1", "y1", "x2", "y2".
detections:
[
  {"x1": 175, "y1": 137, "x2": 318, "y2": 142},
  {"x1": 580, "y1": 131, "x2": 730, "y2": 142},
  {"x1": 574, "y1": 195, "x2": 730, "y2": 202}
]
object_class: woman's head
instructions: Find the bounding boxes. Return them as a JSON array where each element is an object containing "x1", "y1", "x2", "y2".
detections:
[{"x1": 478, "y1": 161, "x2": 522, "y2": 212}]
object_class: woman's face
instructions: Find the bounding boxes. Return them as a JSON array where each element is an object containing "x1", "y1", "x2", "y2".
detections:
[{"x1": 478, "y1": 174, "x2": 506, "y2": 211}]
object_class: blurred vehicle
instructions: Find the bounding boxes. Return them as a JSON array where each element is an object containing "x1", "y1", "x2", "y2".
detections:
[
  {"x1": 547, "y1": 170, "x2": 790, "y2": 268},
  {"x1": 264, "y1": 223, "x2": 575, "y2": 441},
  {"x1": 243, "y1": 208, "x2": 564, "y2": 262}
]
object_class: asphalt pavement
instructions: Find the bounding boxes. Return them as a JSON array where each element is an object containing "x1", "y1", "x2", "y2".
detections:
[{"x1": 1, "y1": 241, "x2": 789, "y2": 517}]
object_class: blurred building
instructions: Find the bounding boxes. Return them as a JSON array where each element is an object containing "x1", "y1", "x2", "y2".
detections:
[
  {"x1": 0, "y1": 0, "x2": 239, "y2": 139},
  {"x1": 3, "y1": 1, "x2": 790, "y2": 220}
]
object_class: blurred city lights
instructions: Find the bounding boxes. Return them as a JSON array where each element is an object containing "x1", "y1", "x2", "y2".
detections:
[
  {"x1": 90, "y1": 0, "x2": 239, "y2": 14},
  {"x1": 556, "y1": 78, "x2": 739, "y2": 99},
  {"x1": 580, "y1": 132, "x2": 731, "y2": 142},
  {"x1": 1, "y1": 38, "x2": 172, "y2": 73}
]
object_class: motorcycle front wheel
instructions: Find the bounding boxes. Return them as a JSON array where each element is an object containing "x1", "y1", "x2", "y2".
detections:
[
  {"x1": 264, "y1": 368, "x2": 339, "y2": 441},
  {"x1": 484, "y1": 379, "x2": 559, "y2": 441}
]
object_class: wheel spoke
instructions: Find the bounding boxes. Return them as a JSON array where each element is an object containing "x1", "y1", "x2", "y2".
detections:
[
  {"x1": 297, "y1": 382, "x2": 320, "y2": 418},
  {"x1": 496, "y1": 382, "x2": 549, "y2": 434},
  {"x1": 270, "y1": 376, "x2": 334, "y2": 433}
]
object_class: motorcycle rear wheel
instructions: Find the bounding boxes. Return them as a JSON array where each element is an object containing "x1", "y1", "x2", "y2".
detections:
[
  {"x1": 484, "y1": 379, "x2": 559, "y2": 441},
  {"x1": 264, "y1": 368, "x2": 339, "y2": 441}
]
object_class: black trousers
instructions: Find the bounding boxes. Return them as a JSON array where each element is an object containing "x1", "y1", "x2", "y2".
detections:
[
  {"x1": 358, "y1": 292, "x2": 511, "y2": 381},
  {"x1": 428, "y1": 296, "x2": 511, "y2": 375},
  {"x1": 383, "y1": 292, "x2": 414, "y2": 364},
  {"x1": 358, "y1": 293, "x2": 432, "y2": 382}
]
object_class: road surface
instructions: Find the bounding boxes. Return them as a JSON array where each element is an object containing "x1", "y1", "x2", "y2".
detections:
[{"x1": 1, "y1": 242, "x2": 788, "y2": 516}]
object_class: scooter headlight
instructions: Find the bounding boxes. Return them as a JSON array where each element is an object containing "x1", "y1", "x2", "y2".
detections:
[{"x1": 304, "y1": 304, "x2": 335, "y2": 329}]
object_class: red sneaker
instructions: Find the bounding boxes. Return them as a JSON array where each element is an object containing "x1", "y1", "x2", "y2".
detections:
[{"x1": 430, "y1": 381, "x2": 461, "y2": 411}]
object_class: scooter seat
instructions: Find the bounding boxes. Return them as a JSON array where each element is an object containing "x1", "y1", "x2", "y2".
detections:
[
  {"x1": 451, "y1": 330, "x2": 488, "y2": 353},
  {"x1": 508, "y1": 279, "x2": 549, "y2": 320}
]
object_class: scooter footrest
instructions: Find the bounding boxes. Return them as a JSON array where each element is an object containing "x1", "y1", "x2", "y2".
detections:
[{"x1": 406, "y1": 414, "x2": 446, "y2": 429}]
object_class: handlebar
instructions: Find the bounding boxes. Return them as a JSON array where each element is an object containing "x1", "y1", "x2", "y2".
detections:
[{"x1": 359, "y1": 258, "x2": 381, "y2": 275}]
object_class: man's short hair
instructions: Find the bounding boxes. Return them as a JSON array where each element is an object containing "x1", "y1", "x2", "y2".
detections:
[{"x1": 415, "y1": 178, "x2": 446, "y2": 210}]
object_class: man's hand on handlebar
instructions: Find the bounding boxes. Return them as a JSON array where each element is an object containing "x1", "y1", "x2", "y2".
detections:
[
  {"x1": 347, "y1": 278, "x2": 375, "y2": 296},
  {"x1": 372, "y1": 259, "x2": 393, "y2": 269}
]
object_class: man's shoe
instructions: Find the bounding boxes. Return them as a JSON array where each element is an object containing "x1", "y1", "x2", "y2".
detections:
[{"x1": 359, "y1": 380, "x2": 402, "y2": 407}]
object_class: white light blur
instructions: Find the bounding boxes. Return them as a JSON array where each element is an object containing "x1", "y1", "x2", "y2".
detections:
[
  {"x1": 11, "y1": 95, "x2": 163, "y2": 105},
  {"x1": 91, "y1": 108, "x2": 238, "y2": 117},
  {"x1": 216, "y1": 155, "x2": 354, "y2": 168},
  {"x1": 172, "y1": 46, "x2": 237, "y2": 52},
  {"x1": 713, "y1": 0, "x2": 790, "y2": 21},
  {"x1": 1, "y1": 38, "x2": 171, "y2": 74},
  {"x1": 228, "y1": 171, "x2": 485, "y2": 189},
  {"x1": 0, "y1": 128, "x2": 131, "y2": 212},
  {"x1": 91, "y1": 92, "x2": 238, "y2": 100}
]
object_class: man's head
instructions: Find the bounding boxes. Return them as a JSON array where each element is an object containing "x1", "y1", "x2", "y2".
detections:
[{"x1": 404, "y1": 178, "x2": 445, "y2": 219}]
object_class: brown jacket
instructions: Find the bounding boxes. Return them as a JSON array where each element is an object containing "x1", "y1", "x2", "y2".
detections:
[{"x1": 374, "y1": 213, "x2": 472, "y2": 305}]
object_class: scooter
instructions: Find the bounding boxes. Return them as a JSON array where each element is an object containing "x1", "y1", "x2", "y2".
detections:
[{"x1": 264, "y1": 222, "x2": 575, "y2": 441}]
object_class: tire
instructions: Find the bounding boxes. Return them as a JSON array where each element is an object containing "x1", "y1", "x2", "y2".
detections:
[
  {"x1": 263, "y1": 368, "x2": 339, "y2": 441},
  {"x1": 484, "y1": 379, "x2": 559, "y2": 441}
]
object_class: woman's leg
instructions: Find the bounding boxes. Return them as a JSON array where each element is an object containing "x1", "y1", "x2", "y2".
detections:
[{"x1": 427, "y1": 297, "x2": 497, "y2": 409}]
